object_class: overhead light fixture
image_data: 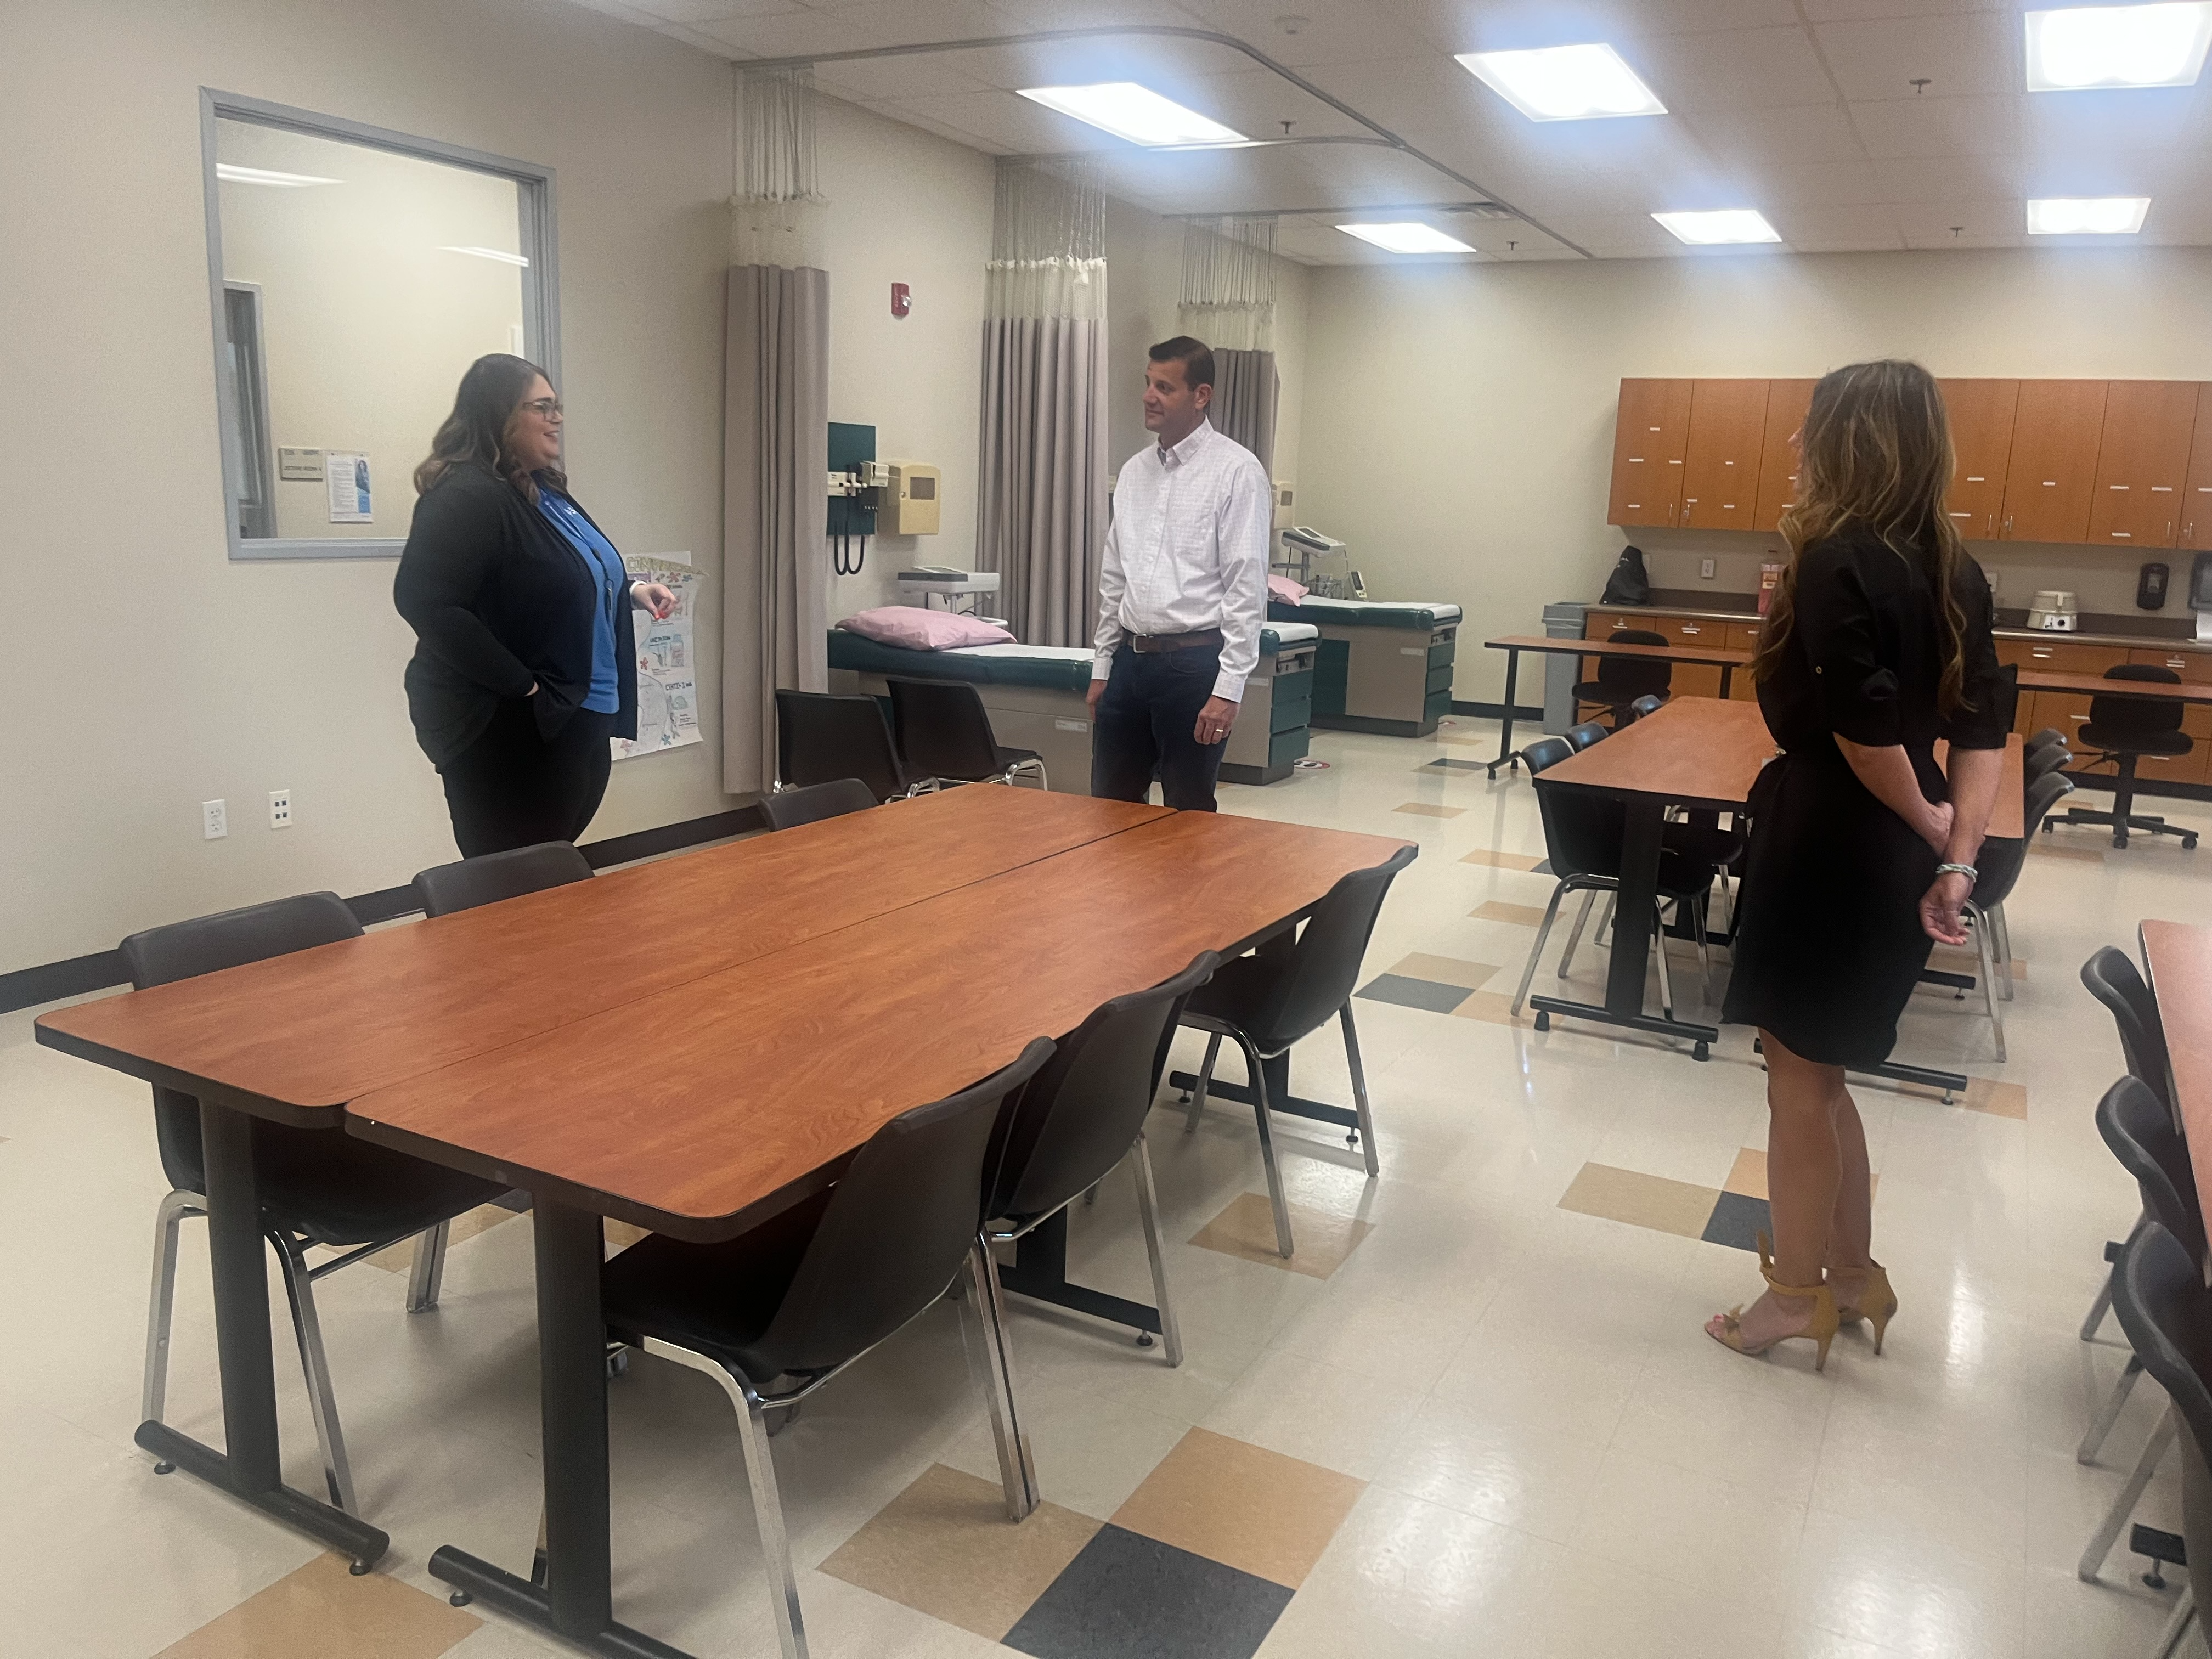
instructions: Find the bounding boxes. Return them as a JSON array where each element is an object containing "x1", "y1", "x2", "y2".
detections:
[
  {"x1": 2026, "y1": 4, "x2": 2212, "y2": 91},
  {"x1": 1455, "y1": 43, "x2": 1666, "y2": 121},
  {"x1": 441, "y1": 245, "x2": 531, "y2": 266},
  {"x1": 1335, "y1": 222, "x2": 1477, "y2": 254},
  {"x1": 215, "y1": 163, "x2": 340, "y2": 187},
  {"x1": 1652, "y1": 208, "x2": 1782, "y2": 245},
  {"x1": 2027, "y1": 195, "x2": 2151, "y2": 233},
  {"x1": 1014, "y1": 83, "x2": 1247, "y2": 147}
]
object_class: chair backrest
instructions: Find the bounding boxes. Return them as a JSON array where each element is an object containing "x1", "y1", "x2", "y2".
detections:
[
  {"x1": 2097, "y1": 1076, "x2": 2208, "y2": 1263},
  {"x1": 1626, "y1": 693, "x2": 1666, "y2": 723},
  {"x1": 1239, "y1": 845, "x2": 1419, "y2": 1051},
  {"x1": 776, "y1": 690, "x2": 908, "y2": 800},
  {"x1": 747, "y1": 1037, "x2": 1054, "y2": 1377},
  {"x1": 1972, "y1": 773, "x2": 2074, "y2": 907},
  {"x1": 119, "y1": 892, "x2": 364, "y2": 1192},
  {"x1": 2090, "y1": 664, "x2": 2185, "y2": 740},
  {"x1": 986, "y1": 954, "x2": 1219, "y2": 1222},
  {"x1": 887, "y1": 678, "x2": 1003, "y2": 782},
  {"x1": 414, "y1": 841, "x2": 594, "y2": 918},
  {"x1": 2022, "y1": 770, "x2": 2075, "y2": 838},
  {"x1": 1528, "y1": 737, "x2": 1630, "y2": 882},
  {"x1": 2027, "y1": 726, "x2": 2067, "y2": 753},
  {"x1": 2113, "y1": 1224, "x2": 2212, "y2": 1486},
  {"x1": 761, "y1": 778, "x2": 878, "y2": 832},
  {"x1": 1564, "y1": 721, "x2": 1609, "y2": 752},
  {"x1": 1595, "y1": 631, "x2": 1672, "y2": 701},
  {"x1": 2081, "y1": 945, "x2": 2174, "y2": 1109},
  {"x1": 2024, "y1": 738, "x2": 2070, "y2": 779}
]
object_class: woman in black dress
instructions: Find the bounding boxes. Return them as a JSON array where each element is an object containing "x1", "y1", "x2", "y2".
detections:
[{"x1": 1710, "y1": 360, "x2": 2007, "y2": 1369}]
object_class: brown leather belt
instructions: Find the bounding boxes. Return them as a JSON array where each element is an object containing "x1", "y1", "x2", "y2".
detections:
[{"x1": 1129, "y1": 628, "x2": 1223, "y2": 654}]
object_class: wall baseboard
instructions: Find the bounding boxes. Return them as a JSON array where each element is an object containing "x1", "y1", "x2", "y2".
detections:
[
  {"x1": 0, "y1": 804, "x2": 766, "y2": 1018},
  {"x1": 1451, "y1": 701, "x2": 1544, "y2": 720}
]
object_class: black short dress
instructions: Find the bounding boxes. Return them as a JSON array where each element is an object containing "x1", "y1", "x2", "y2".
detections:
[{"x1": 1720, "y1": 528, "x2": 2008, "y2": 1068}]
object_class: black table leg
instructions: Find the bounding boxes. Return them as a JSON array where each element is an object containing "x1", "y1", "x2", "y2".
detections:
[
  {"x1": 133, "y1": 1102, "x2": 388, "y2": 1570},
  {"x1": 1487, "y1": 649, "x2": 1522, "y2": 778},
  {"x1": 1718, "y1": 664, "x2": 1734, "y2": 700},
  {"x1": 1167, "y1": 1048, "x2": 1361, "y2": 1138},
  {"x1": 998, "y1": 1209, "x2": 1164, "y2": 1339},
  {"x1": 429, "y1": 1198, "x2": 691, "y2": 1659}
]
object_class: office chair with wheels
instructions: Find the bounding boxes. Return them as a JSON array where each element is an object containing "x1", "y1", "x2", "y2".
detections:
[
  {"x1": 1177, "y1": 845, "x2": 1418, "y2": 1258},
  {"x1": 1564, "y1": 721, "x2": 1609, "y2": 751},
  {"x1": 775, "y1": 689, "x2": 926, "y2": 802},
  {"x1": 885, "y1": 676, "x2": 1048, "y2": 789},
  {"x1": 1573, "y1": 631, "x2": 1671, "y2": 729},
  {"x1": 413, "y1": 841, "x2": 593, "y2": 918},
  {"x1": 129, "y1": 894, "x2": 506, "y2": 1518},
  {"x1": 760, "y1": 778, "x2": 878, "y2": 831},
  {"x1": 2050, "y1": 667, "x2": 2199, "y2": 850},
  {"x1": 601, "y1": 1039, "x2": 1055, "y2": 1659}
]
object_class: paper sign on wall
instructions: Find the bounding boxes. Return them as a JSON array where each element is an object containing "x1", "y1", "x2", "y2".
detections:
[
  {"x1": 325, "y1": 451, "x2": 371, "y2": 523},
  {"x1": 614, "y1": 557, "x2": 703, "y2": 761}
]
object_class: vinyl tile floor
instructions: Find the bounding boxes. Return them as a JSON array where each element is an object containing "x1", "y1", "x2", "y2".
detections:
[{"x1": 4, "y1": 714, "x2": 2209, "y2": 1658}]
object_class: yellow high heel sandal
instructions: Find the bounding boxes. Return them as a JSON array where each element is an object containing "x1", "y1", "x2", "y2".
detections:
[
  {"x1": 1707, "y1": 1233, "x2": 1840, "y2": 1373},
  {"x1": 1832, "y1": 1260, "x2": 1897, "y2": 1356}
]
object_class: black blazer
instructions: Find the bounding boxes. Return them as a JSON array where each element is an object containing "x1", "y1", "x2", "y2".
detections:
[{"x1": 393, "y1": 461, "x2": 639, "y2": 766}]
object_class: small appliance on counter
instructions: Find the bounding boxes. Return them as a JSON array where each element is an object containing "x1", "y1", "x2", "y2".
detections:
[
  {"x1": 2193, "y1": 552, "x2": 2212, "y2": 642},
  {"x1": 2138, "y1": 561, "x2": 2169, "y2": 610},
  {"x1": 2025, "y1": 589, "x2": 2079, "y2": 632}
]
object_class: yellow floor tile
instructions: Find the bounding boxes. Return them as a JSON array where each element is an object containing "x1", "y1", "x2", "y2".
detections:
[
  {"x1": 2030, "y1": 842, "x2": 2105, "y2": 863},
  {"x1": 1964, "y1": 1078, "x2": 2029, "y2": 1119},
  {"x1": 155, "y1": 1552, "x2": 478, "y2": 1658},
  {"x1": 1451, "y1": 990, "x2": 1522, "y2": 1026},
  {"x1": 1556, "y1": 1163, "x2": 1719, "y2": 1239},
  {"x1": 1189, "y1": 1192, "x2": 1374, "y2": 1280},
  {"x1": 1110, "y1": 1427, "x2": 1365, "y2": 1589},
  {"x1": 1393, "y1": 802, "x2": 1466, "y2": 819},
  {"x1": 1725, "y1": 1147, "x2": 1880, "y2": 1201},
  {"x1": 1460, "y1": 849, "x2": 1546, "y2": 871},
  {"x1": 1389, "y1": 953, "x2": 1501, "y2": 991},
  {"x1": 817, "y1": 1463, "x2": 1101, "y2": 1640},
  {"x1": 1471, "y1": 900, "x2": 1550, "y2": 926}
]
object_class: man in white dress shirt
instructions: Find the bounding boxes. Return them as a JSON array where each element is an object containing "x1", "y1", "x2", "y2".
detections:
[{"x1": 1087, "y1": 337, "x2": 1271, "y2": 811}]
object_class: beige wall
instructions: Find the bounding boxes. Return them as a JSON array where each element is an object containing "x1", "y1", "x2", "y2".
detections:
[{"x1": 1295, "y1": 247, "x2": 2212, "y2": 703}]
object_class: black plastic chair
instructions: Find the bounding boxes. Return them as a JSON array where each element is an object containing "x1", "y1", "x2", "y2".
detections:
[
  {"x1": 602, "y1": 1037, "x2": 1053, "y2": 1657},
  {"x1": 886, "y1": 676, "x2": 1047, "y2": 789},
  {"x1": 1564, "y1": 721, "x2": 1609, "y2": 752},
  {"x1": 985, "y1": 954, "x2": 1218, "y2": 1370},
  {"x1": 2027, "y1": 736, "x2": 2072, "y2": 780},
  {"x1": 1177, "y1": 846, "x2": 1418, "y2": 1257},
  {"x1": 760, "y1": 778, "x2": 877, "y2": 831},
  {"x1": 127, "y1": 894, "x2": 505, "y2": 1517},
  {"x1": 1511, "y1": 736, "x2": 1718, "y2": 1022},
  {"x1": 1626, "y1": 691, "x2": 1667, "y2": 724},
  {"x1": 2111, "y1": 1223, "x2": 2212, "y2": 1653},
  {"x1": 2051, "y1": 666, "x2": 2199, "y2": 850},
  {"x1": 775, "y1": 689, "x2": 924, "y2": 802},
  {"x1": 1573, "y1": 630, "x2": 1671, "y2": 729},
  {"x1": 413, "y1": 840, "x2": 593, "y2": 918},
  {"x1": 2028, "y1": 725, "x2": 2068, "y2": 753},
  {"x1": 1961, "y1": 771, "x2": 2075, "y2": 1014}
]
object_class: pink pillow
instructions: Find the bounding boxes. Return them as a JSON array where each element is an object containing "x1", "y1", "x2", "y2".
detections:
[
  {"x1": 1268, "y1": 573, "x2": 1309, "y2": 605},
  {"x1": 840, "y1": 606, "x2": 1015, "y2": 650}
]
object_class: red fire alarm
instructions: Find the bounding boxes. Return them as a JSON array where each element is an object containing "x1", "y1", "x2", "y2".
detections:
[{"x1": 890, "y1": 281, "x2": 911, "y2": 318}]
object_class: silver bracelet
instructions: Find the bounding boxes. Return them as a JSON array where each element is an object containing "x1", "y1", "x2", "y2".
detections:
[{"x1": 1936, "y1": 862, "x2": 1978, "y2": 881}]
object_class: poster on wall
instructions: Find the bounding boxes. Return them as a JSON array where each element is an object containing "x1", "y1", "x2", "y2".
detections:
[
  {"x1": 325, "y1": 450, "x2": 372, "y2": 523},
  {"x1": 614, "y1": 556, "x2": 702, "y2": 761}
]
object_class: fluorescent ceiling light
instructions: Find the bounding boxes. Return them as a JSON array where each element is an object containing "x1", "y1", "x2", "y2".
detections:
[
  {"x1": 216, "y1": 163, "x2": 340, "y2": 187},
  {"x1": 1014, "y1": 83, "x2": 1246, "y2": 147},
  {"x1": 1455, "y1": 43, "x2": 1666, "y2": 121},
  {"x1": 2026, "y1": 4, "x2": 2212, "y2": 91},
  {"x1": 1652, "y1": 208, "x2": 1781, "y2": 245},
  {"x1": 2027, "y1": 195, "x2": 2151, "y2": 233},
  {"x1": 1335, "y1": 222, "x2": 1477, "y2": 254},
  {"x1": 441, "y1": 246, "x2": 531, "y2": 266}
]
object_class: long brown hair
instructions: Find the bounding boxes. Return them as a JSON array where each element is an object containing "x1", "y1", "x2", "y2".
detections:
[
  {"x1": 1752, "y1": 358, "x2": 1973, "y2": 715},
  {"x1": 413, "y1": 353, "x2": 565, "y2": 501}
]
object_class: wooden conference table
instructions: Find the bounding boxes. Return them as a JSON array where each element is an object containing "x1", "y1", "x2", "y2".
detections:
[
  {"x1": 1528, "y1": 698, "x2": 2023, "y2": 1086},
  {"x1": 1482, "y1": 633, "x2": 1756, "y2": 777},
  {"x1": 2142, "y1": 921, "x2": 2212, "y2": 1231},
  {"x1": 37, "y1": 786, "x2": 1410, "y2": 1659}
]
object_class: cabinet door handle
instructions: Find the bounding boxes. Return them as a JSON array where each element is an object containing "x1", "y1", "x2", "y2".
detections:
[
  {"x1": 2032, "y1": 648, "x2": 2055, "y2": 659},
  {"x1": 1680, "y1": 624, "x2": 1700, "y2": 635},
  {"x1": 2004, "y1": 516, "x2": 2013, "y2": 535},
  {"x1": 2168, "y1": 658, "x2": 2187, "y2": 669}
]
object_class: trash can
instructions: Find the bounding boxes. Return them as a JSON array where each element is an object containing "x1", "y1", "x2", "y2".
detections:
[{"x1": 1541, "y1": 601, "x2": 1587, "y2": 734}]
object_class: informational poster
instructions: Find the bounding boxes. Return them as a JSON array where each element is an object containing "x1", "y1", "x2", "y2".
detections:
[
  {"x1": 325, "y1": 450, "x2": 372, "y2": 522},
  {"x1": 613, "y1": 556, "x2": 702, "y2": 761}
]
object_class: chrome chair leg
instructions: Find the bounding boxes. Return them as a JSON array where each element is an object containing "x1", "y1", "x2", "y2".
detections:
[
  {"x1": 142, "y1": 1190, "x2": 206, "y2": 1435},
  {"x1": 1651, "y1": 901, "x2": 1675, "y2": 1022},
  {"x1": 1692, "y1": 894, "x2": 1713, "y2": 1005},
  {"x1": 1237, "y1": 1032, "x2": 1295, "y2": 1259},
  {"x1": 405, "y1": 1219, "x2": 450, "y2": 1314},
  {"x1": 1007, "y1": 758, "x2": 1049, "y2": 790},
  {"x1": 1184, "y1": 1031, "x2": 1222, "y2": 1134},
  {"x1": 2079, "y1": 1354, "x2": 2146, "y2": 1464},
  {"x1": 1595, "y1": 891, "x2": 1617, "y2": 948},
  {"x1": 2080, "y1": 1404, "x2": 2177, "y2": 1582},
  {"x1": 2153, "y1": 1583, "x2": 2196, "y2": 1659},
  {"x1": 273, "y1": 1231, "x2": 358, "y2": 1516},
  {"x1": 1992, "y1": 900, "x2": 2016, "y2": 1001},
  {"x1": 1969, "y1": 901, "x2": 2007, "y2": 1062},
  {"x1": 1514, "y1": 881, "x2": 1571, "y2": 1012},
  {"x1": 960, "y1": 1244, "x2": 1040, "y2": 1517},
  {"x1": 1556, "y1": 888, "x2": 1599, "y2": 978},
  {"x1": 1129, "y1": 1134, "x2": 1183, "y2": 1368},
  {"x1": 2082, "y1": 1277, "x2": 2117, "y2": 1342},
  {"x1": 1339, "y1": 1002, "x2": 1380, "y2": 1179}
]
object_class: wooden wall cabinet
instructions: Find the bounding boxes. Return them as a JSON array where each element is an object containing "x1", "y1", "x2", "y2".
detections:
[
  {"x1": 1681, "y1": 380, "x2": 1772, "y2": 532},
  {"x1": 1607, "y1": 379, "x2": 1692, "y2": 527},
  {"x1": 2182, "y1": 382, "x2": 2212, "y2": 551},
  {"x1": 1753, "y1": 380, "x2": 1815, "y2": 532},
  {"x1": 2000, "y1": 380, "x2": 2108, "y2": 543},
  {"x1": 1937, "y1": 379, "x2": 2019, "y2": 542},
  {"x1": 2087, "y1": 380, "x2": 2200, "y2": 550}
]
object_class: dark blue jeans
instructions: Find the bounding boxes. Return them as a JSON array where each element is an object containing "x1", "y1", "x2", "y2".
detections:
[{"x1": 1091, "y1": 642, "x2": 1227, "y2": 811}]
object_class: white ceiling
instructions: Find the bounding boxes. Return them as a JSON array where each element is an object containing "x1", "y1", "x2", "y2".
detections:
[{"x1": 566, "y1": 0, "x2": 2212, "y2": 263}]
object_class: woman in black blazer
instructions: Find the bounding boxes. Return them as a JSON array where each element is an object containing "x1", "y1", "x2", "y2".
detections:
[{"x1": 394, "y1": 355, "x2": 673, "y2": 857}]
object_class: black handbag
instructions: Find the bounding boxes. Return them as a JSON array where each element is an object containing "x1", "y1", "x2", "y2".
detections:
[{"x1": 1600, "y1": 545, "x2": 1652, "y2": 606}]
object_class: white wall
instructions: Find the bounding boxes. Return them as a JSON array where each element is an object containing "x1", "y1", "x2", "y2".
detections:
[{"x1": 1295, "y1": 247, "x2": 2212, "y2": 703}]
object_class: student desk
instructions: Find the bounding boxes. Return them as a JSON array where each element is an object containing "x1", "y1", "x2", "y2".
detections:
[
  {"x1": 1481, "y1": 634, "x2": 1755, "y2": 778},
  {"x1": 2142, "y1": 921, "x2": 2212, "y2": 1239}
]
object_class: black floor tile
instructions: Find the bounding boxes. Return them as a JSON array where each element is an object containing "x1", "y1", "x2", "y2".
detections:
[
  {"x1": 1003, "y1": 1525, "x2": 1294, "y2": 1659},
  {"x1": 1356, "y1": 973, "x2": 1471, "y2": 1014},
  {"x1": 1421, "y1": 757, "x2": 1485, "y2": 771},
  {"x1": 1702, "y1": 1189, "x2": 1773, "y2": 1252}
]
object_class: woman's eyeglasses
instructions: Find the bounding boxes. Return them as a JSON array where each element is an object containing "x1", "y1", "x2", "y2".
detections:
[{"x1": 521, "y1": 398, "x2": 564, "y2": 419}]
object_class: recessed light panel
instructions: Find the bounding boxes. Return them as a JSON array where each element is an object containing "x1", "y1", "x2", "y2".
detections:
[
  {"x1": 1335, "y1": 222, "x2": 1478, "y2": 254},
  {"x1": 1015, "y1": 83, "x2": 1246, "y2": 147},
  {"x1": 215, "y1": 163, "x2": 340, "y2": 187},
  {"x1": 2026, "y1": 4, "x2": 2212, "y2": 91},
  {"x1": 1651, "y1": 209, "x2": 1781, "y2": 245},
  {"x1": 1456, "y1": 44, "x2": 1666, "y2": 121},
  {"x1": 2025, "y1": 195, "x2": 2151, "y2": 233}
]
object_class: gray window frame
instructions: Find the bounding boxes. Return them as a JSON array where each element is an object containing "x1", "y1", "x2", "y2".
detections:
[{"x1": 200, "y1": 88, "x2": 560, "y2": 562}]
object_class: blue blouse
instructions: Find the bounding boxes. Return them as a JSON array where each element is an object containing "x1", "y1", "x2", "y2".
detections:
[{"x1": 536, "y1": 491, "x2": 626, "y2": 714}]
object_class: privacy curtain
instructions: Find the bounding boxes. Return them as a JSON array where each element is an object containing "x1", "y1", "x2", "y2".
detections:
[
  {"x1": 722, "y1": 68, "x2": 830, "y2": 794},
  {"x1": 1180, "y1": 218, "x2": 1279, "y2": 476},
  {"x1": 975, "y1": 160, "x2": 1110, "y2": 648}
]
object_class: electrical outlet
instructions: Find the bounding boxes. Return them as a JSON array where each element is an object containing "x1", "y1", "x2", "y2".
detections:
[
  {"x1": 202, "y1": 799, "x2": 227, "y2": 840},
  {"x1": 269, "y1": 789, "x2": 292, "y2": 830},
  {"x1": 1699, "y1": 557, "x2": 1717, "y2": 579}
]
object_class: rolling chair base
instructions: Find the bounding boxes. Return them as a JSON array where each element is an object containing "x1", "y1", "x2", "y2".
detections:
[{"x1": 2050, "y1": 809, "x2": 2197, "y2": 851}]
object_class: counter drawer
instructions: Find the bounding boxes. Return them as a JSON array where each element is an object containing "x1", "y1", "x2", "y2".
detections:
[
  {"x1": 2128, "y1": 646, "x2": 2212, "y2": 685},
  {"x1": 2003, "y1": 639, "x2": 2129, "y2": 676}
]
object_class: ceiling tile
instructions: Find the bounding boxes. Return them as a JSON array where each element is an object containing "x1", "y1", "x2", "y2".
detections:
[
  {"x1": 1801, "y1": 0, "x2": 2000, "y2": 19},
  {"x1": 977, "y1": 0, "x2": 1202, "y2": 28},
  {"x1": 698, "y1": 0, "x2": 1010, "y2": 57},
  {"x1": 815, "y1": 57, "x2": 997, "y2": 99},
  {"x1": 1632, "y1": 26, "x2": 1838, "y2": 111},
  {"x1": 1764, "y1": 201, "x2": 1900, "y2": 245},
  {"x1": 618, "y1": 0, "x2": 805, "y2": 21},
  {"x1": 1733, "y1": 157, "x2": 1888, "y2": 207},
  {"x1": 1813, "y1": 13, "x2": 2019, "y2": 103},
  {"x1": 2022, "y1": 87, "x2": 2212, "y2": 160},
  {"x1": 851, "y1": 97, "x2": 1012, "y2": 153},
  {"x1": 1893, "y1": 203, "x2": 2026, "y2": 248},
  {"x1": 941, "y1": 33, "x2": 1251, "y2": 89},
  {"x1": 1678, "y1": 103, "x2": 1866, "y2": 165},
  {"x1": 889, "y1": 87, "x2": 1114, "y2": 152},
  {"x1": 1175, "y1": 0, "x2": 1438, "y2": 68},
  {"x1": 1871, "y1": 151, "x2": 2023, "y2": 204},
  {"x1": 1851, "y1": 93, "x2": 2023, "y2": 160}
]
